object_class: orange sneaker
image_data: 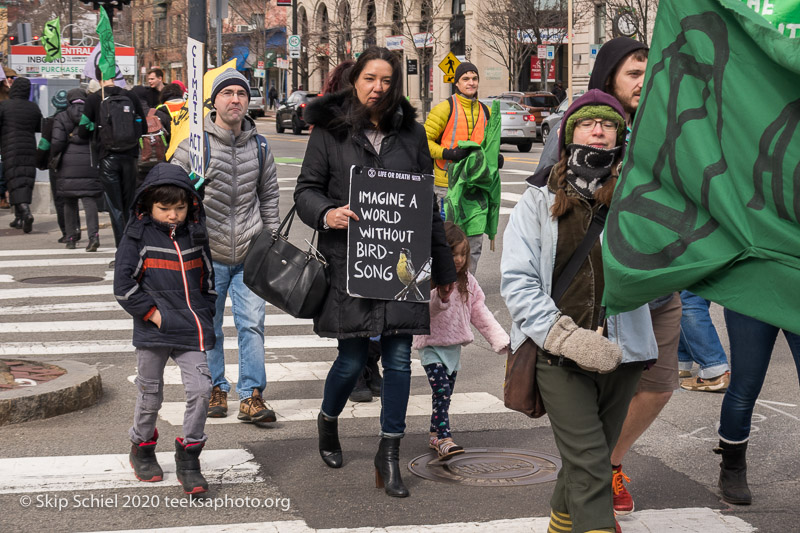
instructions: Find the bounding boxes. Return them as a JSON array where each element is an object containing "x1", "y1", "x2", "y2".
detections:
[{"x1": 612, "y1": 465, "x2": 634, "y2": 515}]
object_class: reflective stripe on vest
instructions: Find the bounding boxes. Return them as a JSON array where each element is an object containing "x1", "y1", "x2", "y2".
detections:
[{"x1": 435, "y1": 95, "x2": 488, "y2": 171}]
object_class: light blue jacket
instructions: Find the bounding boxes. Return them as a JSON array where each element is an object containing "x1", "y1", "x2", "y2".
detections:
[{"x1": 501, "y1": 185, "x2": 658, "y2": 364}]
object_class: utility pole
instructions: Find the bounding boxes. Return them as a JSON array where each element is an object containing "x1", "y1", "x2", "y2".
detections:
[
  {"x1": 292, "y1": 0, "x2": 298, "y2": 92},
  {"x1": 69, "y1": 0, "x2": 74, "y2": 44}
]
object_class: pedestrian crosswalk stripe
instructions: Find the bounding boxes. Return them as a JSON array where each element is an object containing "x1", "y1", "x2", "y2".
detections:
[
  {"x1": 0, "y1": 297, "x2": 243, "y2": 313},
  {"x1": 0, "y1": 314, "x2": 312, "y2": 333},
  {"x1": 1, "y1": 248, "x2": 116, "y2": 257},
  {"x1": 80, "y1": 508, "x2": 756, "y2": 533},
  {"x1": 501, "y1": 191, "x2": 523, "y2": 203},
  {"x1": 0, "y1": 257, "x2": 119, "y2": 268},
  {"x1": 0, "y1": 285, "x2": 113, "y2": 300},
  {"x1": 158, "y1": 392, "x2": 511, "y2": 426},
  {"x1": 0, "y1": 335, "x2": 337, "y2": 356},
  {"x1": 0, "y1": 449, "x2": 262, "y2": 494},
  {"x1": 128, "y1": 360, "x2": 427, "y2": 385}
]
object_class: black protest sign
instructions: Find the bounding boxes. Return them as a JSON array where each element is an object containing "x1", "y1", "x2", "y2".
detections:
[{"x1": 347, "y1": 165, "x2": 433, "y2": 301}]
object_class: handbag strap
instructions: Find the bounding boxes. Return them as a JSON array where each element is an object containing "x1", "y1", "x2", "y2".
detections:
[
  {"x1": 278, "y1": 205, "x2": 297, "y2": 237},
  {"x1": 551, "y1": 204, "x2": 608, "y2": 305}
]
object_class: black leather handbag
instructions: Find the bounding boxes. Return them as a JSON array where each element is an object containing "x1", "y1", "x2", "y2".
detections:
[{"x1": 243, "y1": 205, "x2": 329, "y2": 319}]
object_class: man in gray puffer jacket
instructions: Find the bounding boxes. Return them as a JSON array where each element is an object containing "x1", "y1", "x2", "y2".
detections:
[{"x1": 171, "y1": 68, "x2": 280, "y2": 425}]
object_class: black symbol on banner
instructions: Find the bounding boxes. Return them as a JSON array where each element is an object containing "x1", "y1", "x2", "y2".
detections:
[
  {"x1": 606, "y1": 11, "x2": 729, "y2": 271},
  {"x1": 747, "y1": 99, "x2": 800, "y2": 222}
]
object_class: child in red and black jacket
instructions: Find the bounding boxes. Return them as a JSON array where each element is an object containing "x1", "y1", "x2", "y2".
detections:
[{"x1": 114, "y1": 162, "x2": 216, "y2": 495}]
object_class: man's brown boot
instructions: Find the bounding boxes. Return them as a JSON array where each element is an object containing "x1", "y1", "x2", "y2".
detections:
[
  {"x1": 207, "y1": 386, "x2": 228, "y2": 418},
  {"x1": 238, "y1": 389, "x2": 276, "y2": 423}
]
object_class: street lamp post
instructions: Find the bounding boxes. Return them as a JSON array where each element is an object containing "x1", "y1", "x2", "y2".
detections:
[{"x1": 292, "y1": 0, "x2": 298, "y2": 92}]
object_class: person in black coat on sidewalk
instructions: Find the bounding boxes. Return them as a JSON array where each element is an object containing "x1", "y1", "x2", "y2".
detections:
[
  {"x1": 294, "y1": 47, "x2": 457, "y2": 498},
  {"x1": 51, "y1": 88, "x2": 103, "y2": 251},
  {"x1": 0, "y1": 77, "x2": 43, "y2": 233}
]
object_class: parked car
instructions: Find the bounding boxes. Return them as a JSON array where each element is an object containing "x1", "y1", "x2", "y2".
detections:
[
  {"x1": 248, "y1": 87, "x2": 265, "y2": 118},
  {"x1": 539, "y1": 90, "x2": 587, "y2": 144},
  {"x1": 540, "y1": 97, "x2": 570, "y2": 144},
  {"x1": 489, "y1": 91, "x2": 560, "y2": 139},
  {"x1": 481, "y1": 99, "x2": 536, "y2": 152},
  {"x1": 275, "y1": 90, "x2": 320, "y2": 134}
]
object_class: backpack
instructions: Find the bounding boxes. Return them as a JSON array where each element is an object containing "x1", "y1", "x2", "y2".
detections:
[
  {"x1": 139, "y1": 108, "x2": 167, "y2": 165},
  {"x1": 97, "y1": 93, "x2": 140, "y2": 152}
]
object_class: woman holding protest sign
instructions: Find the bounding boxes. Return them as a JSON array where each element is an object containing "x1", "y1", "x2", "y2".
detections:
[{"x1": 294, "y1": 47, "x2": 456, "y2": 498}]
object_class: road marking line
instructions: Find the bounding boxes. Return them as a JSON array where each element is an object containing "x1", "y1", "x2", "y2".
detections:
[
  {"x1": 501, "y1": 192, "x2": 523, "y2": 203},
  {"x1": 500, "y1": 207, "x2": 513, "y2": 215},
  {"x1": 127, "y1": 360, "x2": 427, "y2": 385},
  {"x1": 0, "y1": 314, "x2": 312, "y2": 333},
  {"x1": 757, "y1": 399, "x2": 797, "y2": 407},
  {"x1": 0, "y1": 298, "x2": 248, "y2": 314},
  {"x1": 0, "y1": 285, "x2": 113, "y2": 300},
  {"x1": 0, "y1": 274, "x2": 13, "y2": 282},
  {"x1": 756, "y1": 400, "x2": 800, "y2": 422},
  {"x1": 0, "y1": 335, "x2": 337, "y2": 355},
  {"x1": 0, "y1": 257, "x2": 117, "y2": 268},
  {"x1": 0, "y1": 248, "x2": 116, "y2": 257},
  {"x1": 80, "y1": 508, "x2": 756, "y2": 533},
  {"x1": 499, "y1": 169, "x2": 532, "y2": 175},
  {"x1": 159, "y1": 392, "x2": 512, "y2": 426},
  {"x1": 0, "y1": 449, "x2": 262, "y2": 494}
]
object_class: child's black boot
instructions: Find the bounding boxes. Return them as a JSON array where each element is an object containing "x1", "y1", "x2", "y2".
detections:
[
  {"x1": 129, "y1": 428, "x2": 163, "y2": 482},
  {"x1": 174, "y1": 437, "x2": 208, "y2": 494}
]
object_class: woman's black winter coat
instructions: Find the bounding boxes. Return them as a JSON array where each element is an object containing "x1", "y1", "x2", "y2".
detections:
[
  {"x1": 294, "y1": 91, "x2": 457, "y2": 339},
  {"x1": 0, "y1": 78, "x2": 42, "y2": 204},
  {"x1": 51, "y1": 101, "x2": 102, "y2": 198}
]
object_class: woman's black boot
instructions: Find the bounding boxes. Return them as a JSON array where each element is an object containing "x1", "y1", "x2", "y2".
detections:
[
  {"x1": 374, "y1": 437, "x2": 409, "y2": 497},
  {"x1": 8, "y1": 205, "x2": 21, "y2": 228},
  {"x1": 713, "y1": 440, "x2": 752, "y2": 505},
  {"x1": 317, "y1": 412, "x2": 343, "y2": 468},
  {"x1": 18, "y1": 203, "x2": 33, "y2": 233}
]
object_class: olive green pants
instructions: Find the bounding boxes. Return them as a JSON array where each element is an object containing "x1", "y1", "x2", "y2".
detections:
[{"x1": 536, "y1": 355, "x2": 643, "y2": 533}]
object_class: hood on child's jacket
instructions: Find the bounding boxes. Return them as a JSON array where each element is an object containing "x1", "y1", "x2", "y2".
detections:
[{"x1": 124, "y1": 162, "x2": 208, "y2": 246}]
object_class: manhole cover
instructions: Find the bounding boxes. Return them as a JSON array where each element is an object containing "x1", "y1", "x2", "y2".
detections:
[
  {"x1": 1, "y1": 360, "x2": 67, "y2": 390},
  {"x1": 408, "y1": 448, "x2": 561, "y2": 486},
  {"x1": 19, "y1": 276, "x2": 104, "y2": 285}
]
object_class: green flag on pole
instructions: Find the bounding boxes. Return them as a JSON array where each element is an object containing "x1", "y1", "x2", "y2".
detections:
[
  {"x1": 97, "y1": 8, "x2": 116, "y2": 81},
  {"x1": 42, "y1": 18, "x2": 61, "y2": 63},
  {"x1": 602, "y1": 0, "x2": 800, "y2": 332}
]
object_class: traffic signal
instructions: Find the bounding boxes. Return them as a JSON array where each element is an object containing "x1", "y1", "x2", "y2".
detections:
[
  {"x1": 8, "y1": 36, "x2": 15, "y2": 44},
  {"x1": 33, "y1": 35, "x2": 40, "y2": 45}
]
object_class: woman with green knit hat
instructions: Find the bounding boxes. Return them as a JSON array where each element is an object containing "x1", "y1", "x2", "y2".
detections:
[{"x1": 501, "y1": 89, "x2": 658, "y2": 533}]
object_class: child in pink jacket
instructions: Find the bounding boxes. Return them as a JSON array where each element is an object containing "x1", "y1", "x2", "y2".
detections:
[{"x1": 413, "y1": 222, "x2": 509, "y2": 459}]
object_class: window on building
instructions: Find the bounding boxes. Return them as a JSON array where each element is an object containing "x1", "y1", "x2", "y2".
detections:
[
  {"x1": 391, "y1": 0, "x2": 403, "y2": 36},
  {"x1": 365, "y1": 0, "x2": 376, "y2": 48}
]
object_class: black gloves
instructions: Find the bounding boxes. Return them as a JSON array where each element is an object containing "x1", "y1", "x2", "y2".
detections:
[
  {"x1": 498, "y1": 154, "x2": 505, "y2": 169},
  {"x1": 442, "y1": 147, "x2": 471, "y2": 162}
]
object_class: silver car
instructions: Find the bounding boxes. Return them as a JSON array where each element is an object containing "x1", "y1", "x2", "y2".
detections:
[
  {"x1": 481, "y1": 99, "x2": 537, "y2": 152},
  {"x1": 540, "y1": 97, "x2": 569, "y2": 145}
]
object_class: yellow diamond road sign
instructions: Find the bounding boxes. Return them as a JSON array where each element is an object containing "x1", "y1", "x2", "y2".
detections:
[{"x1": 438, "y1": 52, "x2": 460, "y2": 78}]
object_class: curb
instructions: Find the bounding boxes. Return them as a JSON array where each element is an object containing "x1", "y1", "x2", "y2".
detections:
[{"x1": 0, "y1": 359, "x2": 103, "y2": 426}]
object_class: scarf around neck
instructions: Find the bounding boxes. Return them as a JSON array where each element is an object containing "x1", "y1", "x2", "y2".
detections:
[{"x1": 565, "y1": 143, "x2": 622, "y2": 199}]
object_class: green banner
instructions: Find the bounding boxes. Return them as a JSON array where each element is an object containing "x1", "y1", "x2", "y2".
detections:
[
  {"x1": 602, "y1": 0, "x2": 800, "y2": 332},
  {"x1": 42, "y1": 18, "x2": 61, "y2": 63},
  {"x1": 97, "y1": 8, "x2": 116, "y2": 81},
  {"x1": 740, "y1": 0, "x2": 800, "y2": 33}
]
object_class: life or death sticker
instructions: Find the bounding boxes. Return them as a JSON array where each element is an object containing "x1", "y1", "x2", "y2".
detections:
[{"x1": 347, "y1": 165, "x2": 433, "y2": 301}]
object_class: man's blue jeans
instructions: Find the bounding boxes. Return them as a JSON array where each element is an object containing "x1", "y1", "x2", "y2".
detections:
[
  {"x1": 677, "y1": 291, "x2": 729, "y2": 378},
  {"x1": 207, "y1": 261, "x2": 266, "y2": 400},
  {"x1": 321, "y1": 335, "x2": 412, "y2": 438},
  {"x1": 718, "y1": 309, "x2": 800, "y2": 443}
]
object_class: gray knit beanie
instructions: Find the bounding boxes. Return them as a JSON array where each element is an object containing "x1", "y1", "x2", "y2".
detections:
[{"x1": 210, "y1": 68, "x2": 250, "y2": 105}]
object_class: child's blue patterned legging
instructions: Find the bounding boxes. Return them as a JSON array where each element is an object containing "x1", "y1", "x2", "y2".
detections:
[{"x1": 424, "y1": 363, "x2": 458, "y2": 439}]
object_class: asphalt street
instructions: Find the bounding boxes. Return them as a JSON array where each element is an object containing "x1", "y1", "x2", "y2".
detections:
[{"x1": 0, "y1": 119, "x2": 797, "y2": 533}]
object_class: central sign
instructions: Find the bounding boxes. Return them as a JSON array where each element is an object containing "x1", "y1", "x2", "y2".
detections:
[{"x1": 347, "y1": 166, "x2": 433, "y2": 302}]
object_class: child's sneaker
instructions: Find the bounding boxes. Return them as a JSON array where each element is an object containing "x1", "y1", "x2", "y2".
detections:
[
  {"x1": 129, "y1": 429, "x2": 163, "y2": 482},
  {"x1": 612, "y1": 465, "x2": 634, "y2": 515},
  {"x1": 436, "y1": 437, "x2": 465, "y2": 459}
]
